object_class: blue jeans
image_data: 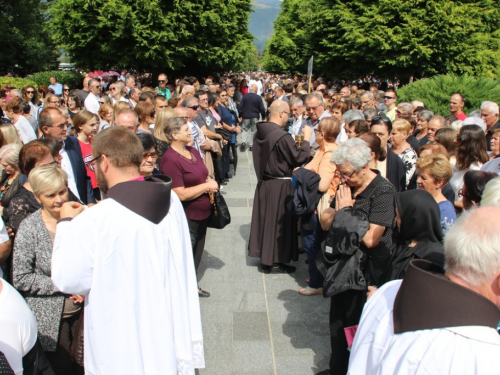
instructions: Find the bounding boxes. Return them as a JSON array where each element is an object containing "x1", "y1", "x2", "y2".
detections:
[{"x1": 300, "y1": 214, "x2": 325, "y2": 289}]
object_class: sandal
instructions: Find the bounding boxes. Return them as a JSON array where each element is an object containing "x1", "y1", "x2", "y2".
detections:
[{"x1": 298, "y1": 287, "x2": 323, "y2": 296}]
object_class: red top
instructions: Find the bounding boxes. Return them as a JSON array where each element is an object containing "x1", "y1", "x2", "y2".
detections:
[
  {"x1": 78, "y1": 139, "x2": 98, "y2": 189},
  {"x1": 455, "y1": 112, "x2": 467, "y2": 121},
  {"x1": 160, "y1": 146, "x2": 211, "y2": 221},
  {"x1": 241, "y1": 86, "x2": 249, "y2": 95}
]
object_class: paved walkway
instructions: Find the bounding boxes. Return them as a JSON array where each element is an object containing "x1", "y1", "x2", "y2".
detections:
[{"x1": 198, "y1": 148, "x2": 330, "y2": 375}]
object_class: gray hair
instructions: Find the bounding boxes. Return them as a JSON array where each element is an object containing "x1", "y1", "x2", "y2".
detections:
[
  {"x1": 397, "y1": 102, "x2": 413, "y2": 116},
  {"x1": 363, "y1": 108, "x2": 377, "y2": 122},
  {"x1": 480, "y1": 101, "x2": 499, "y2": 115},
  {"x1": 10, "y1": 89, "x2": 22, "y2": 99},
  {"x1": 468, "y1": 109, "x2": 481, "y2": 118},
  {"x1": 305, "y1": 92, "x2": 324, "y2": 105},
  {"x1": 181, "y1": 97, "x2": 198, "y2": 108},
  {"x1": 331, "y1": 137, "x2": 371, "y2": 171},
  {"x1": 165, "y1": 117, "x2": 188, "y2": 142},
  {"x1": 418, "y1": 110, "x2": 434, "y2": 122},
  {"x1": 181, "y1": 85, "x2": 194, "y2": 95},
  {"x1": 481, "y1": 177, "x2": 500, "y2": 207},
  {"x1": 445, "y1": 206, "x2": 500, "y2": 287},
  {"x1": 342, "y1": 109, "x2": 365, "y2": 124},
  {"x1": 0, "y1": 143, "x2": 21, "y2": 168},
  {"x1": 360, "y1": 91, "x2": 373, "y2": 100},
  {"x1": 289, "y1": 97, "x2": 303, "y2": 107}
]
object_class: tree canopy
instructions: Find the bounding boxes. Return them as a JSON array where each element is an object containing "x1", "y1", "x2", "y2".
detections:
[
  {"x1": 49, "y1": 0, "x2": 255, "y2": 75},
  {"x1": 0, "y1": 0, "x2": 59, "y2": 74},
  {"x1": 264, "y1": 0, "x2": 500, "y2": 80}
]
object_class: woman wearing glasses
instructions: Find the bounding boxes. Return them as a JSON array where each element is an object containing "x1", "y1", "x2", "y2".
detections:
[
  {"x1": 74, "y1": 110, "x2": 100, "y2": 199},
  {"x1": 137, "y1": 133, "x2": 160, "y2": 176},
  {"x1": 319, "y1": 138, "x2": 396, "y2": 375},
  {"x1": 62, "y1": 85, "x2": 71, "y2": 106},
  {"x1": 22, "y1": 85, "x2": 39, "y2": 118}
]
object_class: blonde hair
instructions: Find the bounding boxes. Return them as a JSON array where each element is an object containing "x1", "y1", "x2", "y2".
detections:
[
  {"x1": 416, "y1": 154, "x2": 452, "y2": 185},
  {"x1": 29, "y1": 164, "x2": 68, "y2": 197},
  {"x1": 0, "y1": 143, "x2": 21, "y2": 169},
  {"x1": 153, "y1": 108, "x2": 176, "y2": 143},
  {"x1": 113, "y1": 102, "x2": 129, "y2": 121},
  {"x1": 392, "y1": 118, "x2": 411, "y2": 134},
  {"x1": 0, "y1": 124, "x2": 23, "y2": 147}
]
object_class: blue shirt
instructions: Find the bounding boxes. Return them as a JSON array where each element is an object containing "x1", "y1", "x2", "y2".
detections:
[
  {"x1": 49, "y1": 83, "x2": 63, "y2": 96},
  {"x1": 438, "y1": 200, "x2": 456, "y2": 235},
  {"x1": 217, "y1": 104, "x2": 236, "y2": 144}
]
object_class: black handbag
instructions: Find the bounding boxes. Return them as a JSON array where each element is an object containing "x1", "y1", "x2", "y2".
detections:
[
  {"x1": 207, "y1": 192, "x2": 231, "y2": 229},
  {"x1": 215, "y1": 127, "x2": 232, "y2": 141}
]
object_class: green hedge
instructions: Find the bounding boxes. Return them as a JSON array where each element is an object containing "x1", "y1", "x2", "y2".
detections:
[
  {"x1": 397, "y1": 74, "x2": 500, "y2": 115},
  {"x1": 0, "y1": 77, "x2": 38, "y2": 90},
  {"x1": 29, "y1": 71, "x2": 85, "y2": 90}
]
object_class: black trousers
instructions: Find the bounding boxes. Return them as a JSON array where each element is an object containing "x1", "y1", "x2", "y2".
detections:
[
  {"x1": 187, "y1": 217, "x2": 209, "y2": 271},
  {"x1": 45, "y1": 311, "x2": 84, "y2": 375},
  {"x1": 328, "y1": 290, "x2": 366, "y2": 375}
]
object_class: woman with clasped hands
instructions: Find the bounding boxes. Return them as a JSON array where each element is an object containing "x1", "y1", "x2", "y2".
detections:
[
  {"x1": 319, "y1": 138, "x2": 396, "y2": 375},
  {"x1": 13, "y1": 164, "x2": 84, "y2": 374},
  {"x1": 160, "y1": 116, "x2": 218, "y2": 297}
]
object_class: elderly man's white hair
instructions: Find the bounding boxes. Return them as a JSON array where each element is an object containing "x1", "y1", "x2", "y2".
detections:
[
  {"x1": 463, "y1": 117, "x2": 486, "y2": 132},
  {"x1": 305, "y1": 92, "x2": 324, "y2": 105},
  {"x1": 181, "y1": 85, "x2": 194, "y2": 95},
  {"x1": 289, "y1": 96, "x2": 303, "y2": 107},
  {"x1": 481, "y1": 101, "x2": 499, "y2": 115},
  {"x1": 331, "y1": 137, "x2": 371, "y2": 171},
  {"x1": 479, "y1": 177, "x2": 500, "y2": 208},
  {"x1": 445, "y1": 206, "x2": 500, "y2": 287}
]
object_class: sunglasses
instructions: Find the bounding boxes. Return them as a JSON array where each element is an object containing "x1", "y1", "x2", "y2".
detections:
[
  {"x1": 64, "y1": 88, "x2": 70, "y2": 91},
  {"x1": 26, "y1": 90, "x2": 35, "y2": 94},
  {"x1": 158, "y1": 80, "x2": 166, "y2": 83},
  {"x1": 187, "y1": 105, "x2": 199, "y2": 110},
  {"x1": 149, "y1": 111, "x2": 156, "y2": 117},
  {"x1": 142, "y1": 151, "x2": 158, "y2": 159}
]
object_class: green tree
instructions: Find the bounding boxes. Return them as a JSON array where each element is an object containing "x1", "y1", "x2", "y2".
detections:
[
  {"x1": 49, "y1": 0, "x2": 254, "y2": 76},
  {"x1": 397, "y1": 74, "x2": 500, "y2": 115},
  {"x1": 0, "y1": 0, "x2": 59, "y2": 74},
  {"x1": 265, "y1": 0, "x2": 500, "y2": 80}
]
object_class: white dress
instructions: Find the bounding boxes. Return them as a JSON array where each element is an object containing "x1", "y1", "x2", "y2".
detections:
[
  {"x1": 450, "y1": 161, "x2": 483, "y2": 202},
  {"x1": 51, "y1": 191, "x2": 204, "y2": 375}
]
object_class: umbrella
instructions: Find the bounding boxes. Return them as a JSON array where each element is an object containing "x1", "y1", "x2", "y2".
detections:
[
  {"x1": 88, "y1": 70, "x2": 104, "y2": 78},
  {"x1": 107, "y1": 71, "x2": 120, "y2": 76}
]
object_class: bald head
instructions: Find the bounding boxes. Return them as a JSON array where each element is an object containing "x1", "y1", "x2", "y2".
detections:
[
  {"x1": 269, "y1": 100, "x2": 290, "y2": 127},
  {"x1": 250, "y1": 84, "x2": 258, "y2": 93}
]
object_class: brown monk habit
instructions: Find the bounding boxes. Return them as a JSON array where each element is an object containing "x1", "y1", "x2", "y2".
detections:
[{"x1": 248, "y1": 121, "x2": 311, "y2": 266}]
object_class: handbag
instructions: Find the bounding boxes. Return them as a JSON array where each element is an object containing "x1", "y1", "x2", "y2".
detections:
[
  {"x1": 207, "y1": 191, "x2": 231, "y2": 229},
  {"x1": 69, "y1": 310, "x2": 85, "y2": 367}
]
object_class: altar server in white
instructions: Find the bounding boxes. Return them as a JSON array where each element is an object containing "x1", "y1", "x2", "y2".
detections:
[
  {"x1": 51, "y1": 126, "x2": 204, "y2": 375},
  {"x1": 348, "y1": 206, "x2": 500, "y2": 375}
]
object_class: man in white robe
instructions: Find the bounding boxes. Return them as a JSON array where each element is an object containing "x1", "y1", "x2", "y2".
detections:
[
  {"x1": 348, "y1": 207, "x2": 500, "y2": 375},
  {"x1": 51, "y1": 127, "x2": 204, "y2": 375}
]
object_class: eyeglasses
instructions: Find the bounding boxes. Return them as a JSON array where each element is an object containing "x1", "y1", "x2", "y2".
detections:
[
  {"x1": 26, "y1": 90, "x2": 35, "y2": 94},
  {"x1": 314, "y1": 128, "x2": 323, "y2": 134},
  {"x1": 158, "y1": 80, "x2": 166, "y2": 83},
  {"x1": 93, "y1": 85, "x2": 101, "y2": 89},
  {"x1": 336, "y1": 169, "x2": 357, "y2": 180},
  {"x1": 383, "y1": 96, "x2": 396, "y2": 100},
  {"x1": 110, "y1": 87, "x2": 117, "y2": 91},
  {"x1": 63, "y1": 88, "x2": 70, "y2": 91},
  {"x1": 187, "y1": 105, "x2": 199, "y2": 110},
  {"x1": 148, "y1": 111, "x2": 156, "y2": 117},
  {"x1": 220, "y1": 94, "x2": 228, "y2": 98},
  {"x1": 458, "y1": 189, "x2": 463, "y2": 198},
  {"x1": 85, "y1": 155, "x2": 102, "y2": 172},
  {"x1": 306, "y1": 105, "x2": 321, "y2": 111},
  {"x1": 99, "y1": 101, "x2": 106, "y2": 104},
  {"x1": 142, "y1": 151, "x2": 158, "y2": 159},
  {"x1": 46, "y1": 123, "x2": 68, "y2": 130}
]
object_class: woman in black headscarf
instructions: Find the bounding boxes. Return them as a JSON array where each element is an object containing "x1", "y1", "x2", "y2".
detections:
[{"x1": 384, "y1": 189, "x2": 444, "y2": 282}]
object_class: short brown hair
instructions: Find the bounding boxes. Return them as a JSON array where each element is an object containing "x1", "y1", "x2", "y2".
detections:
[
  {"x1": 19, "y1": 141, "x2": 52, "y2": 175},
  {"x1": 92, "y1": 127, "x2": 142, "y2": 169},
  {"x1": 319, "y1": 117, "x2": 341, "y2": 142},
  {"x1": 135, "y1": 101, "x2": 155, "y2": 122},
  {"x1": 164, "y1": 117, "x2": 188, "y2": 143},
  {"x1": 416, "y1": 154, "x2": 453, "y2": 185}
]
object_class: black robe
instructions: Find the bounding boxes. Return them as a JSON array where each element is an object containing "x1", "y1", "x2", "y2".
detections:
[{"x1": 248, "y1": 121, "x2": 310, "y2": 266}]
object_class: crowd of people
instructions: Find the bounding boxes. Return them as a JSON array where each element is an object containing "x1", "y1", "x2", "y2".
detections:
[{"x1": 0, "y1": 70, "x2": 500, "y2": 374}]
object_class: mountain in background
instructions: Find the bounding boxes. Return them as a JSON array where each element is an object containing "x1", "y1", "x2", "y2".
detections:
[{"x1": 249, "y1": 0, "x2": 281, "y2": 53}]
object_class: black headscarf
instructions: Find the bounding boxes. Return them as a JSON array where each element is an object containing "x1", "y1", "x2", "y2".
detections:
[
  {"x1": 396, "y1": 189, "x2": 443, "y2": 243},
  {"x1": 384, "y1": 190, "x2": 444, "y2": 282}
]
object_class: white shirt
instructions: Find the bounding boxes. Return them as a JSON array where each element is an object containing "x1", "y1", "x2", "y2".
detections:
[
  {"x1": 450, "y1": 162, "x2": 483, "y2": 202},
  {"x1": 249, "y1": 79, "x2": 263, "y2": 95},
  {"x1": 188, "y1": 121, "x2": 207, "y2": 160},
  {"x1": 336, "y1": 122, "x2": 348, "y2": 144},
  {"x1": 290, "y1": 114, "x2": 304, "y2": 136},
  {"x1": 59, "y1": 142, "x2": 81, "y2": 201},
  {"x1": 0, "y1": 279, "x2": 38, "y2": 375},
  {"x1": 84, "y1": 92, "x2": 100, "y2": 114},
  {"x1": 51, "y1": 192, "x2": 204, "y2": 375},
  {"x1": 14, "y1": 116, "x2": 37, "y2": 144},
  {"x1": 481, "y1": 158, "x2": 500, "y2": 174},
  {"x1": 309, "y1": 110, "x2": 332, "y2": 145},
  {"x1": 348, "y1": 280, "x2": 500, "y2": 375}
]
